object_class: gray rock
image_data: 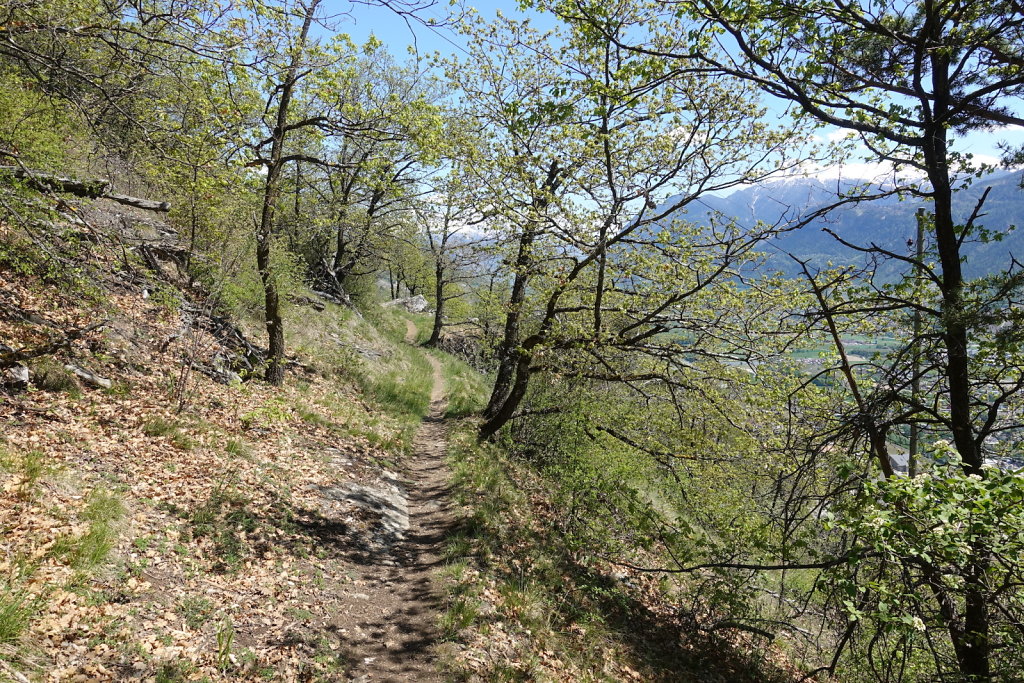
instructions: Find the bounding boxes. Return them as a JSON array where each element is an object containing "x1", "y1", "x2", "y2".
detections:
[
  {"x1": 319, "y1": 480, "x2": 409, "y2": 549},
  {"x1": 211, "y1": 353, "x2": 244, "y2": 383},
  {"x1": 4, "y1": 364, "x2": 30, "y2": 388},
  {"x1": 382, "y1": 294, "x2": 430, "y2": 314}
]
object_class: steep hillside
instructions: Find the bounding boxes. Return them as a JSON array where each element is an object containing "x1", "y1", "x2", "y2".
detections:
[{"x1": 0, "y1": 194, "x2": 452, "y2": 680}]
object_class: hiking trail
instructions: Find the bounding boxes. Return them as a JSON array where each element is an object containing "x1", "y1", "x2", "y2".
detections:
[{"x1": 338, "y1": 319, "x2": 454, "y2": 682}]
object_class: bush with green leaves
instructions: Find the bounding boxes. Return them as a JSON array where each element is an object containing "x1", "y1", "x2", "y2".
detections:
[{"x1": 827, "y1": 445, "x2": 1024, "y2": 678}]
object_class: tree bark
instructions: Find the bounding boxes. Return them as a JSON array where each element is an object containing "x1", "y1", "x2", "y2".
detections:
[
  {"x1": 483, "y1": 160, "x2": 563, "y2": 419},
  {"x1": 426, "y1": 261, "x2": 445, "y2": 347},
  {"x1": 482, "y1": 227, "x2": 534, "y2": 418},
  {"x1": 256, "y1": 0, "x2": 319, "y2": 385},
  {"x1": 923, "y1": 49, "x2": 990, "y2": 680},
  {"x1": 479, "y1": 348, "x2": 532, "y2": 440}
]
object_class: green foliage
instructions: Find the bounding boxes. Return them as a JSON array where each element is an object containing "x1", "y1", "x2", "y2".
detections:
[
  {"x1": 240, "y1": 399, "x2": 291, "y2": 429},
  {"x1": 149, "y1": 284, "x2": 182, "y2": 317},
  {"x1": 0, "y1": 228, "x2": 99, "y2": 299},
  {"x1": 220, "y1": 241, "x2": 305, "y2": 324},
  {"x1": 0, "y1": 446, "x2": 53, "y2": 499},
  {"x1": 186, "y1": 480, "x2": 259, "y2": 573},
  {"x1": 435, "y1": 351, "x2": 489, "y2": 419},
  {"x1": 224, "y1": 439, "x2": 250, "y2": 458},
  {"x1": 827, "y1": 446, "x2": 1024, "y2": 675},
  {"x1": 443, "y1": 422, "x2": 787, "y2": 681},
  {"x1": 216, "y1": 618, "x2": 234, "y2": 672},
  {"x1": 0, "y1": 69, "x2": 82, "y2": 169},
  {"x1": 142, "y1": 418, "x2": 195, "y2": 451},
  {"x1": 0, "y1": 584, "x2": 35, "y2": 647}
]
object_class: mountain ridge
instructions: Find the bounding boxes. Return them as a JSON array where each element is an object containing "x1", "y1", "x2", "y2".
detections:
[{"x1": 669, "y1": 169, "x2": 1024, "y2": 278}]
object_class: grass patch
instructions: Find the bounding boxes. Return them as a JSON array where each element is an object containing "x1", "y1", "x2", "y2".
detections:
[
  {"x1": 185, "y1": 479, "x2": 260, "y2": 572},
  {"x1": 434, "y1": 352, "x2": 490, "y2": 419},
  {"x1": 0, "y1": 446, "x2": 53, "y2": 499},
  {"x1": 141, "y1": 417, "x2": 195, "y2": 450},
  {"x1": 440, "y1": 424, "x2": 789, "y2": 683},
  {"x1": 176, "y1": 596, "x2": 215, "y2": 630},
  {"x1": 154, "y1": 660, "x2": 197, "y2": 682},
  {"x1": 224, "y1": 438, "x2": 250, "y2": 458},
  {"x1": 0, "y1": 584, "x2": 35, "y2": 647},
  {"x1": 357, "y1": 349, "x2": 433, "y2": 419},
  {"x1": 295, "y1": 404, "x2": 332, "y2": 428},
  {"x1": 50, "y1": 488, "x2": 125, "y2": 570},
  {"x1": 30, "y1": 358, "x2": 81, "y2": 396}
]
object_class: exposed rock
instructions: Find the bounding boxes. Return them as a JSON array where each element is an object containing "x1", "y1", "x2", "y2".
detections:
[
  {"x1": 3, "y1": 364, "x2": 30, "y2": 388},
  {"x1": 438, "y1": 333, "x2": 487, "y2": 370},
  {"x1": 328, "y1": 334, "x2": 387, "y2": 361},
  {"x1": 318, "y1": 478, "x2": 409, "y2": 551},
  {"x1": 312, "y1": 289, "x2": 351, "y2": 307},
  {"x1": 211, "y1": 353, "x2": 244, "y2": 383},
  {"x1": 382, "y1": 295, "x2": 430, "y2": 314}
]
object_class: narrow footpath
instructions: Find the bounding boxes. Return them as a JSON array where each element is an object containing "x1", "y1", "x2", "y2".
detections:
[{"x1": 342, "y1": 320, "x2": 454, "y2": 682}]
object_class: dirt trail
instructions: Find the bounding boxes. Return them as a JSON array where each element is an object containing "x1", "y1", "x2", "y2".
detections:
[{"x1": 340, "y1": 319, "x2": 453, "y2": 682}]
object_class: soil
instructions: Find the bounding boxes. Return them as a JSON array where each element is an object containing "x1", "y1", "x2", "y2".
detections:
[{"x1": 338, "y1": 319, "x2": 454, "y2": 682}]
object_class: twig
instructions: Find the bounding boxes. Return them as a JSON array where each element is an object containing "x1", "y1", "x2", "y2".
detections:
[{"x1": 0, "y1": 658, "x2": 32, "y2": 683}]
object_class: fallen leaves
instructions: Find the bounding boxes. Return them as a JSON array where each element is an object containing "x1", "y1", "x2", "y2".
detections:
[{"x1": 0, "y1": 258, "x2": 422, "y2": 681}]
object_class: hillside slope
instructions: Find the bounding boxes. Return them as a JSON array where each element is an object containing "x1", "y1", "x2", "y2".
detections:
[{"x1": 0, "y1": 195, "x2": 450, "y2": 681}]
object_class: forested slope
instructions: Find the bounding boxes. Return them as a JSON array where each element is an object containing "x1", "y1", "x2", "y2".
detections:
[{"x1": 3, "y1": 0, "x2": 1024, "y2": 681}]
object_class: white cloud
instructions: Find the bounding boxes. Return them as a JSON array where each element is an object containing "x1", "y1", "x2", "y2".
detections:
[{"x1": 826, "y1": 129, "x2": 857, "y2": 143}]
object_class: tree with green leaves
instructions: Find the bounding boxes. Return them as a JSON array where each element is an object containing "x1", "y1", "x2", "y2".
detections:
[
  {"x1": 446, "y1": 9, "x2": 801, "y2": 440},
  {"x1": 415, "y1": 159, "x2": 488, "y2": 347},
  {"x1": 545, "y1": 0, "x2": 1024, "y2": 677}
]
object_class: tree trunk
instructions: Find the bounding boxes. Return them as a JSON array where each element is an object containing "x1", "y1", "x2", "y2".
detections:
[
  {"x1": 483, "y1": 160, "x2": 562, "y2": 420},
  {"x1": 427, "y1": 262, "x2": 445, "y2": 347},
  {"x1": 479, "y1": 350, "x2": 532, "y2": 440},
  {"x1": 483, "y1": 228, "x2": 535, "y2": 418},
  {"x1": 925, "y1": 52, "x2": 990, "y2": 678},
  {"x1": 256, "y1": 177, "x2": 286, "y2": 384},
  {"x1": 256, "y1": 0, "x2": 318, "y2": 385}
]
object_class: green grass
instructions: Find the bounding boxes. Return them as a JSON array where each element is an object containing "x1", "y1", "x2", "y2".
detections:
[
  {"x1": 30, "y1": 358, "x2": 81, "y2": 396},
  {"x1": 440, "y1": 426, "x2": 613, "y2": 675},
  {"x1": 141, "y1": 417, "x2": 194, "y2": 450},
  {"x1": 295, "y1": 404, "x2": 332, "y2": 428},
  {"x1": 0, "y1": 446, "x2": 53, "y2": 499},
  {"x1": 440, "y1": 423, "x2": 791, "y2": 683},
  {"x1": 354, "y1": 328, "x2": 434, "y2": 425},
  {"x1": 225, "y1": 438, "x2": 250, "y2": 458},
  {"x1": 50, "y1": 488, "x2": 125, "y2": 571},
  {"x1": 0, "y1": 585, "x2": 35, "y2": 646},
  {"x1": 176, "y1": 596, "x2": 215, "y2": 630},
  {"x1": 394, "y1": 311, "x2": 432, "y2": 345},
  {"x1": 433, "y1": 351, "x2": 490, "y2": 419},
  {"x1": 185, "y1": 479, "x2": 259, "y2": 572}
]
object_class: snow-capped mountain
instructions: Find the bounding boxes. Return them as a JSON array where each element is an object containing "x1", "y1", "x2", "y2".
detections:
[{"x1": 664, "y1": 169, "x2": 1024, "y2": 278}]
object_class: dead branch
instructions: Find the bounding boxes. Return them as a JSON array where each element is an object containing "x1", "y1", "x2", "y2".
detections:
[{"x1": 1, "y1": 166, "x2": 170, "y2": 212}]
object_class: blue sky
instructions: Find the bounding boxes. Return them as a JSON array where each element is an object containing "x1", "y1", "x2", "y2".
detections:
[
  {"x1": 329, "y1": 1, "x2": 487, "y2": 58},
  {"x1": 331, "y1": 0, "x2": 1024, "y2": 179}
]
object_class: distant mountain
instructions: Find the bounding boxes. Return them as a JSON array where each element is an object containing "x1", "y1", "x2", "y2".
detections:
[{"x1": 665, "y1": 169, "x2": 1024, "y2": 279}]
